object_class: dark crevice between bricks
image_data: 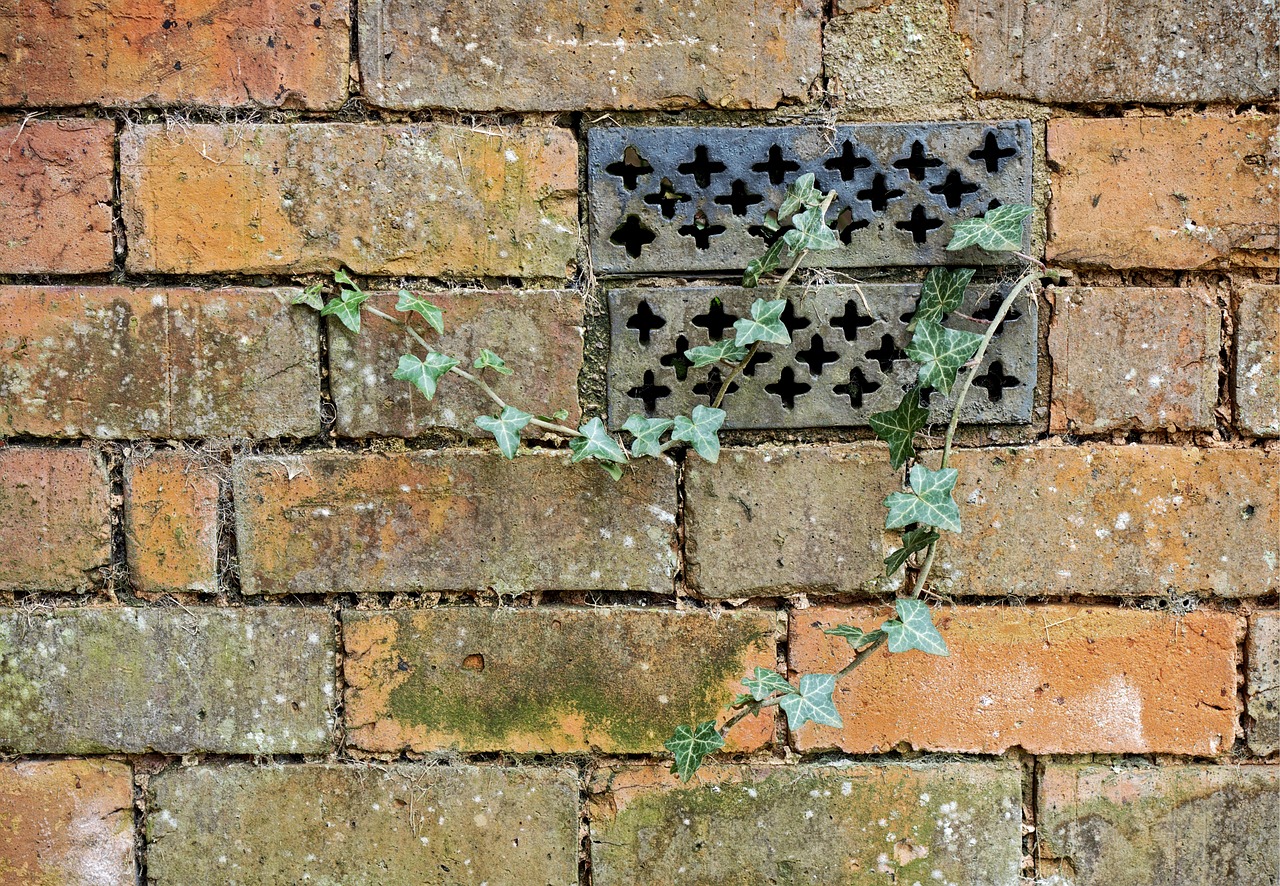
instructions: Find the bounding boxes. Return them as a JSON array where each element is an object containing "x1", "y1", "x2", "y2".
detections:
[
  {"x1": 100, "y1": 443, "x2": 131, "y2": 598},
  {"x1": 576, "y1": 760, "x2": 594, "y2": 886},
  {"x1": 110, "y1": 115, "x2": 126, "y2": 274}
]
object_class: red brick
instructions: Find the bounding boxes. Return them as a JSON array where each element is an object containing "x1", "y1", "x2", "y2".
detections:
[
  {"x1": 1049, "y1": 287, "x2": 1221, "y2": 433},
  {"x1": 0, "y1": 447, "x2": 111, "y2": 592},
  {"x1": 121, "y1": 123, "x2": 579, "y2": 278},
  {"x1": 0, "y1": 760, "x2": 135, "y2": 886},
  {"x1": 1235, "y1": 283, "x2": 1280, "y2": 437},
  {"x1": 789, "y1": 605, "x2": 1240, "y2": 755},
  {"x1": 0, "y1": 1, "x2": 349, "y2": 109},
  {"x1": 1046, "y1": 116, "x2": 1279, "y2": 269},
  {"x1": 359, "y1": 0, "x2": 822, "y2": 111},
  {"x1": 0, "y1": 119, "x2": 113, "y2": 274},
  {"x1": 124, "y1": 451, "x2": 220, "y2": 593},
  {"x1": 330, "y1": 290, "x2": 584, "y2": 438},
  {"x1": 0, "y1": 286, "x2": 320, "y2": 439}
]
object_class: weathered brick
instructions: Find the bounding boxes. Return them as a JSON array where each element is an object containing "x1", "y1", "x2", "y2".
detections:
[
  {"x1": 1236, "y1": 283, "x2": 1280, "y2": 437},
  {"x1": 0, "y1": 607, "x2": 335, "y2": 754},
  {"x1": 121, "y1": 123, "x2": 578, "y2": 277},
  {"x1": 0, "y1": 286, "x2": 320, "y2": 439},
  {"x1": 1037, "y1": 764, "x2": 1280, "y2": 886},
  {"x1": 0, "y1": 760, "x2": 135, "y2": 886},
  {"x1": 0, "y1": 447, "x2": 110, "y2": 593},
  {"x1": 589, "y1": 762, "x2": 1022, "y2": 886},
  {"x1": 234, "y1": 451, "x2": 678, "y2": 595},
  {"x1": 685, "y1": 445, "x2": 903, "y2": 598},
  {"x1": 330, "y1": 290, "x2": 584, "y2": 438},
  {"x1": 1049, "y1": 287, "x2": 1220, "y2": 433},
  {"x1": 937, "y1": 445, "x2": 1278, "y2": 597},
  {"x1": 0, "y1": 120, "x2": 113, "y2": 274},
  {"x1": 1248, "y1": 611, "x2": 1279, "y2": 755},
  {"x1": 148, "y1": 764, "x2": 579, "y2": 886},
  {"x1": 1046, "y1": 116, "x2": 1280, "y2": 269},
  {"x1": 124, "y1": 451, "x2": 220, "y2": 593},
  {"x1": 0, "y1": 1, "x2": 349, "y2": 108},
  {"x1": 343, "y1": 607, "x2": 776, "y2": 754},
  {"x1": 789, "y1": 605, "x2": 1239, "y2": 756},
  {"x1": 955, "y1": 0, "x2": 1280, "y2": 103},
  {"x1": 359, "y1": 0, "x2": 821, "y2": 111}
]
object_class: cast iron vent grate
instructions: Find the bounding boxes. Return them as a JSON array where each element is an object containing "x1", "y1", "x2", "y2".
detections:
[{"x1": 588, "y1": 121, "x2": 1033, "y2": 275}]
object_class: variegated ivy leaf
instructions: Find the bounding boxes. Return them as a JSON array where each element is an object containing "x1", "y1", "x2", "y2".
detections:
[
  {"x1": 393, "y1": 352, "x2": 459, "y2": 400},
  {"x1": 906, "y1": 319, "x2": 984, "y2": 395},
  {"x1": 777, "y1": 673, "x2": 843, "y2": 730},
  {"x1": 884, "y1": 525, "x2": 941, "y2": 577},
  {"x1": 868, "y1": 385, "x2": 929, "y2": 470},
  {"x1": 824, "y1": 625, "x2": 887, "y2": 648},
  {"x1": 671, "y1": 405, "x2": 726, "y2": 463},
  {"x1": 947, "y1": 204, "x2": 1033, "y2": 253},
  {"x1": 475, "y1": 406, "x2": 532, "y2": 459},
  {"x1": 912, "y1": 267, "x2": 974, "y2": 329},
  {"x1": 396, "y1": 289, "x2": 444, "y2": 334},
  {"x1": 333, "y1": 268, "x2": 362, "y2": 293},
  {"x1": 884, "y1": 464, "x2": 961, "y2": 533},
  {"x1": 743, "y1": 239, "x2": 786, "y2": 288},
  {"x1": 881, "y1": 598, "x2": 949, "y2": 656},
  {"x1": 319, "y1": 288, "x2": 370, "y2": 333},
  {"x1": 742, "y1": 667, "x2": 797, "y2": 702},
  {"x1": 568, "y1": 417, "x2": 628, "y2": 465},
  {"x1": 782, "y1": 204, "x2": 840, "y2": 254},
  {"x1": 685, "y1": 339, "x2": 748, "y2": 369},
  {"x1": 778, "y1": 172, "x2": 823, "y2": 219},
  {"x1": 733, "y1": 298, "x2": 791, "y2": 347},
  {"x1": 665, "y1": 720, "x2": 725, "y2": 782},
  {"x1": 293, "y1": 283, "x2": 324, "y2": 310},
  {"x1": 473, "y1": 349, "x2": 513, "y2": 375},
  {"x1": 621, "y1": 415, "x2": 674, "y2": 458}
]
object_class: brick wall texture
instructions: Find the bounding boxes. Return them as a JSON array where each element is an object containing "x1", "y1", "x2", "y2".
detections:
[{"x1": 0, "y1": 1, "x2": 1276, "y2": 883}]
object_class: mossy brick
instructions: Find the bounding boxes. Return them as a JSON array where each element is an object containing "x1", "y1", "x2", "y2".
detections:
[
  {"x1": 936, "y1": 445, "x2": 1278, "y2": 597},
  {"x1": 0, "y1": 120, "x2": 113, "y2": 274},
  {"x1": 233, "y1": 450, "x2": 678, "y2": 595},
  {"x1": 1046, "y1": 116, "x2": 1280, "y2": 269},
  {"x1": 329, "y1": 290, "x2": 585, "y2": 438},
  {"x1": 124, "y1": 451, "x2": 220, "y2": 593},
  {"x1": 0, "y1": 447, "x2": 110, "y2": 593},
  {"x1": 358, "y1": 0, "x2": 821, "y2": 111},
  {"x1": 684, "y1": 445, "x2": 903, "y2": 598},
  {"x1": 789, "y1": 605, "x2": 1239, "y2": 756},
  {"x1": 1037, "y1": 764, "x2": 1280, "y2": 886},
  {"x1": 588, "y1": 762, "x2": 1022, "y2": 886},
  {"x1": 343, "y1": 607, "x2": 776, "y2": 754},
  {"x1": 0, "y1": 0, "x2": 349, "y2": 109},
  {"x1": 0, "y1": 760, "x2": 135, "y2": 886},
  {"x1": 1248, "y1": 611, "x2": 1280, "y2": 755},
  {"x1": 954, "y1": 0, "x2": 1279, "y2": 103},
  {"x1": 146, "y1": 763, "x2": 579, "y2": 886},
  {"x1": 0, "y1": 607, "x2": 335, "y2": 754},
  {"x1": 0, "y1": 286, "x2": 320, "y2": 439},
  {"x1": 121, "y1": 123, "x2": 579, "y2": 278},
  {"x1": 1236, "y1": 283, "x2": 1280, "y2": 437},
  {"x1": 1049, "y1": 287, "x2": 1220, "y2": 433}
]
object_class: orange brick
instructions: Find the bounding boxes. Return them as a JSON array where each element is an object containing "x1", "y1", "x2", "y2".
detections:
[
  {"x1": 789, "y1": 605, "x2": 1240, "y2": 756},
  {"x1": 0, "y1": 1, "x2": 349, "y2": 109},
  {"x1": 0, "y1": 447, "x2": 111, "y2": 592},
  {"x1": 124, "y1": 451, "x2": 220, "y2": 593},
  {"x1": 0, "y1": 760, "x2": 135, "y2": 886},
  {"x1": 0, "y1": 120, "x2": 113, "y2": 273}
]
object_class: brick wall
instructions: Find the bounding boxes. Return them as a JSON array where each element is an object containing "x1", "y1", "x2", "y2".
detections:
[{"x1": 1, "y1": 2, "x2": 1277, "y2": 883}]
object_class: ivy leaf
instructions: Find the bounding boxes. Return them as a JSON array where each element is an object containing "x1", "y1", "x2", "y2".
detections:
[
  {"x1": 868, "y1": 386, "x2": 929, "y2": 470},
  {"x1": 665, "y1": 720, "x2": 725, "y2": 782},
  {"x1": 597, "y1": 461, "x2": 624, "y2": 481},
  {"x1": 293, "y1": 283, "x2": 324, "y2": 311},
  {"x1": 741, "y1": 667, "x2": 798, "y2": 702},
  {"x1": 551, "y1": 408, "x2": 570, "y2": 422},
  {"x1": 475, "y1": 406, "x2": 533, "y2": 459},
  {"x1": 621, "y1": 415, "x2": 674, "y2": 458},
  {"x1": 733, "y1": 298, "x2": 791, "y2": 347},
  {"x1": 906, "y1": 319, "x2": 983, "y2": 395},
  {"x1": 395, "y1": 289, "x2": 444, "y2": 334},
  {"x1": 881, "y1": 598, "x2": 949, "y2": 656},
  {"x1": 947, "y1": 204, "x2": 1033, "y2": 253},
  {"x1": 320, "y1": 288, "x2": 370, "y2": 333},
  {"x1": 333, "y1": 268, "x2": 362, "y2": 293},
  {"x1": 884, "y1": 526, "x2": 941, "y2": 577},
  {"x1": 568, "y1": 417, "x2": 628, "y2": 464},
  {"x1": 884, "y1": 464, "x2": 961, "y2": 533},
  {"x1": 742, "y1": 239, "x2": 786, "y2": 289},
  {"x1": 777, "y1": 674, "x2": 843, "y2": 730},
  {"x1": 473, "y1": 348, "x2": 513, "y2": 376},
  {"x1": 686, "y1": 339, "x2": 748, "y2": 368},
  {"x1": 778, "y1": 172, "x2": 823, "y2": 218},
  {"x1": 824, "y1": 625, "x2": 887, "y2": 648},
  {"x1": 671, "y1": 405, "x2": 726, "y2": 463},
  {"x1": 912, "y1": 267, "x2": 974, "y2": 329},
  {"x1": 393, "y1": 352, "x2": 459, "y2": 400},
  {"x1": 783, "y1": 204, "x2": 840, "y2": 253}
]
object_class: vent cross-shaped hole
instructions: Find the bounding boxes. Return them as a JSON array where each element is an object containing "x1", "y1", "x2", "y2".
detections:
[
  {"x1": 857, "y1": 173, "x2": 905, "y2": 212},
  {"x1": 866, "y1": 334, "x2": 907, "y2": 373},
  {"x1": 970, "y1": 132, "x2": 1017, "y2": 173},
  {"x1": 626, "y1": 300, "x2": 666, "y2": 344},
  {"x1": 610, "y1": 215, "x2": 657, "y2": 258},
  {"x1": 678, "y1": 211, "x2": 727, "y2": 250},
  {"x1": 740, "y1": 349, "x2": 773, "y2": 377},
  {"x1": 660, "y1": 335, "x2": 692, "y2": 381},
  {"x1": 752, "y1": 144, "x2": 801, "y2": 185},
  {"x1": 973, "y1": 294, "x2": 1023, "y2": 334},
  {"x1": 930, "y1": 170, "x2": 980, "y2": 209},
  {"x1": 765, "y1": 366, "x2": 812, "y2": 408},
  {"x1": 779, "y1": 301, "x2": 811, "y2": 337},
  {"x1": 693, "y1": 367, "x2": 739, "y2": 404},
  {"x1": 747, "y1": 210, "x2": 786, "y2": 246},
  {"x1": 692, "y1": 300, "x2": 739, "y2": 340},
  {"x1": 714, "y1": 179, "x2": 764, "y2": 216},
  {"x1": 893, "y1": 141, "x2": 944, "y2": 181},
  {"x1": 835, "y1": 207, "x2": 870, "y2": 245},
  {"x1": 626, "y1": 369, "x2": 672, "y2": 413},
  {"x1": 643, "y1": 177, "x2": 690, "y2": 219},
  {"x1": 606, "y1": 145, "x2": 654, "y2": 190},
  {"x1": 833, "y1": 366, "x2": 881, "y2": 408},
  {"x1": 824, "y1": 140, "x2": 872, "y2": 181},
  {"x1": 973, "y1": 360, "x2": 1020, "y2": 402},
  {"x1": 831, "y1": 300, "x2": 876, "y2": 342},
  {"x1": 796, "y1": 334, "x2": 840, "y2": 376},
  {"x1": 896, "y1": 205, "x2": 944, "y2": 244},
  {"x1": 677, "y1": 145, "x2": 727, "y2": 188}
]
